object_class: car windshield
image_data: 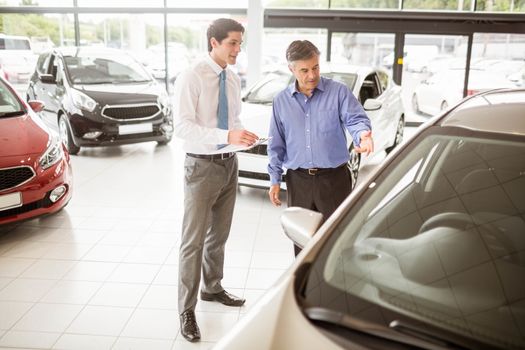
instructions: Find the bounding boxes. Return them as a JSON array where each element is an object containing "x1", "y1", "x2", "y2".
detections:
[
  {"x1": 63, "y1": 53, "x2": 152, "y2": 84},
  {"x1": 303, "y1": 129, "x2": 525, "y2": 349},
  {"x1": 245, "y1": 72, "x2": 357, "y2": 104},
  {"x1": 0, "y1": 79, "x2": 25, "y2": 117}
]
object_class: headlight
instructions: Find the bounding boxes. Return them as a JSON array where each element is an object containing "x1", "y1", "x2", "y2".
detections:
[
  {"x1": 157, "y1": 92, "x2": 171, "y2": 115},
  {"x1": 71, "y1": 89, "x2": 97, "y2": 112},
  {"x1": 39, "y1": 134, "x2": 64, "y2": 170}
]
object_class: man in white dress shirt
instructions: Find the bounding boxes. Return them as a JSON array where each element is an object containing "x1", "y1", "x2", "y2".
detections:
[{"x1": 172, "y1": 18, "x2": 258, "y2": 342}]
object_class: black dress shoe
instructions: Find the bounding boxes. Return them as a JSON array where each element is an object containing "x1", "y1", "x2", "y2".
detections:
[
  {"x1": 179, "y1": 310, "x2": 200, "y2": 342},
  {"x1": 200, "y1": 290, "x2": 246, "y2": 306}
]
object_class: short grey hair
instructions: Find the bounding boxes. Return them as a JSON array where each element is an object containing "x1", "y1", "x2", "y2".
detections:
[{"x1": 286, "y1": 40, "x2": 320, "y2": 64}]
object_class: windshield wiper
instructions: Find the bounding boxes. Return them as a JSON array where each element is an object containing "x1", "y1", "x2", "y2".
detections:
[
  {"x1": 0, "y1": 110, "x2": 26, "y2": 118},
  {"x1": 304, "y1": 307, "x2": 465, "y2": 350}
]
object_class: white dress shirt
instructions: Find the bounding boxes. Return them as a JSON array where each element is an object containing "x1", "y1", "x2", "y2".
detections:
[{"x1": 173, "y1": 54, "x2": 244, "y2": 154}]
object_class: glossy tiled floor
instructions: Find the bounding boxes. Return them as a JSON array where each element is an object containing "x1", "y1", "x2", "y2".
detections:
[
  {"x1": 0, "y1": 122, "x2": 418, "y2": 350},
  {"x1": 0, "y1": 138, "x2": 295, "y2": 350}
]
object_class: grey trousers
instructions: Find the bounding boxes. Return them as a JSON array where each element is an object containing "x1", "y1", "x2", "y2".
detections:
[{"x1": 178, "y1": 154, "x2": 238, "y2": 314}]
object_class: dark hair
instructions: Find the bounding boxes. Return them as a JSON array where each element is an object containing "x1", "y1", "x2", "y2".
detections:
[
  {"x1": 286, "y1": 40, "x2": 320, "y2": 63},
  {"x1": 207, "y1": 18, "x2": 245, "y2": 52}
]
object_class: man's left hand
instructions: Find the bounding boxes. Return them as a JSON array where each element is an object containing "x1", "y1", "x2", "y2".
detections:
[{"x1": 354, "y1": 130, "x2": 374, "y2": 156}]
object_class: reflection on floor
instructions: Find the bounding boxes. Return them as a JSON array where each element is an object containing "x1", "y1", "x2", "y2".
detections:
[{"x1": 0, "y1": 126, "x2": 417, "y2": 349}]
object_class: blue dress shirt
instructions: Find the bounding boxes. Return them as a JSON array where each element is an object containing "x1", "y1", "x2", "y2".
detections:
[{"x1": 267, "y1": 76, "x2": 371, "y2": 185}]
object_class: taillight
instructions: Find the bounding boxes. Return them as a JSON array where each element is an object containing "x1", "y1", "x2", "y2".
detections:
[{"x1": 467, "y1": 89, "x2": 480, "y2": 96}]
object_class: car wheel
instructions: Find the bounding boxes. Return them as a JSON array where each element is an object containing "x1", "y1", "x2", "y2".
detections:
[
  {"x1": 59, "y1": 115, "x2": 80, "y2": 155},
  {"x1": 347, "y1": 144, "x2": 361, "y2": 190},
  {"x1": 440, "y1": 101, "x2": 449, "y2": 111},
  {"x1": 157, "y1": 136, "x2": 172, "y2": 146},
  {"x1": 412, "y1": 94, "x2": 420, "y2": 113},
  {"x1": 385, "y1": 117, "x2": 404, "y2": 154}
]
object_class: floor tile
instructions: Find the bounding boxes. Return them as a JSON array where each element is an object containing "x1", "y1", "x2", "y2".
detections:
[
  {"x1": 19, "y1": 259, "x2": 76, "y2": 280},
  {"x1": 53, "y1": 334, "x2": 116, "y2": 350},
  {"x1": 12, "y1": 303, "x2": 83, "y2": 333},
  {"x1": 88, "y1": 283, "x2": 148, "y2": 308},
  {"x1": 0, "y1": 301, "x2": 33, "y2": 330},
  {"x1": 113, "y1": 337, "x2": 173, "y2": 350},
  {"x1": 0, "y1": 258, "x2": 35, "y2": 277},
  {"x1": 120, "y1": 308, "x2": 179, "y2": 340},
  {"x1": 107, "y1": 263, "x2": 160, "y2": 284},
  {"x1": 41, "y1": 280, "x2": 102, "y2": 304},
  {"x1": 0, "y1": 330, "x2": 60, "y2": 349},
  {"x1": 0, "y1": 278, "x2": 57, "y2": 302},
  {"x1": 63, "y1": 261, "x2": 118, "y2": 282},
  {"x1": 139, "y1": 285, "x2": 178, "y2": 310},
  {"x1": 66, "y1": 305, "x2": 134, "y2": 336}
]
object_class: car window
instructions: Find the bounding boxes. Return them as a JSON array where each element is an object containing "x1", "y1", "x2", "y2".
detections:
[
  {"x1": 36, "y1": 53, "x2": 51, "y2": 75},
  {"x1": 63, "y1": 52, "x2": 152, "y2": 84},
  {"x1": 304, "y1": 130, "x2": 525, "y2": 349},
  {"x1": 0, "y1": 37, "x2": 31, "y2": 50},
  {"x1": 359, "y1": 72, "x2": 381, "y2": 103},
  {"x1": 323, "y1": 72, "x2": 357, "y2": 91},
  {"x1": 246, "y1": 73, "x2": 290, "y2": 103},
  {"x1": 0, "y1": 79, "x2": 24, "y2": 114},
  {"x1": 377, "y1": 70, "x2": 389, "y2": 90}
]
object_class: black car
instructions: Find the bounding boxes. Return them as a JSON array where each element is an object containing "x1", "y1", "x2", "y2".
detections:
[{"x1": 27, "y1": 47, "x2": 173, "y2": 154}]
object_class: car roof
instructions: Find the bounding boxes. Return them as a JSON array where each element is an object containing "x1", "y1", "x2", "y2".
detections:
[
  {"x1": 439, "y1": 88, "x2": 525, "y2": 136},
  {"x1": 52, "y1": 46, "x2": 130, "y2": 57}
]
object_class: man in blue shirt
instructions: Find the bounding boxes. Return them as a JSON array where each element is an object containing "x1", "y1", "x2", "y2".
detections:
[{"x1": 267, "y1": 40, "x2": 374, "y2": 256}]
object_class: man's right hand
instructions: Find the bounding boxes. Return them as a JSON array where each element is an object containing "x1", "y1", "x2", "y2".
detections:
[
  {"x1": 269, "y1": 184, "x2": 281, "y2": 207},
  {"x1": 228, "y1": 129, "x2": 259, "y2": 146}
]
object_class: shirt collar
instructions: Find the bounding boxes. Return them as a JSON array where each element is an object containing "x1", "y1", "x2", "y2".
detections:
[
  {"x1": 288, "y1": 76, "x2": 326, "y2": 97},
  {"x1": 205, "y1": 54, "x2": 225, "y2": 76}
]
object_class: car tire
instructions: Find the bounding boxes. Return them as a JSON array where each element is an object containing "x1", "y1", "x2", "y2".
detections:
[
  {"x1": 385, "y1": 117, "x2": 404, "y2": 154},
  {"x1": 412, "y1": 94, "x2": 421, "y2": 113},
  {"x1": 157, "y1": 136, "x2": 172, "y2": 146},
  {"x1": 348, "y1": 144, "x2": 361, "y2": 190},
  {"x1": 59, "y1": 115, "x2": 80, "y2": 155}
]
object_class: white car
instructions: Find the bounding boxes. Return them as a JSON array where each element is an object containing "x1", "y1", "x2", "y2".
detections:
[
  {"x1": 412, "y1": 67, "x2": 517, "y2": 116},
  {"x1": 238, "y1": 65, "x2": 405, "y2": 189},
  {"x1": 215, "y1": 88, "x2": 525, "y2": 350}
]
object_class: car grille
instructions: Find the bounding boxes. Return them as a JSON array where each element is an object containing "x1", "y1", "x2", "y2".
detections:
[
  {"x1": 101, "y1": 103, "x2": 161, "y2": 121},
  {"x1": 0, "y1": 166, "x2": 35, "y2": 192},
  {"x1": 0, "y1": 198, "x2": 46, "y2": 218},
  {"x1": 241, "y1": 144, "x2": 268, "y2": 156}
]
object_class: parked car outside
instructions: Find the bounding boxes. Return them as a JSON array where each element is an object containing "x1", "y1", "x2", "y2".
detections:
[
  {"x1": 144, "y1": 42, "x2": 190, "y2": 85},
  {"x1": 238, "y1": 64, "x2": 405, "y2": 189},
  {"x1": 0, "y1": 76, "x2": 72, "y2": 225},
  {"x1": 215, "y1": 88, "x2": 525, "y2": 350},
  {"x1": 412, "y1": 67, "x2": 517, "y2": 116},
  {"x1": 26, "y1": 47, "x2": 173, "y2": 155},
  {"x1": 0, "y1": 33, "x2": 37, "y2": 84}
]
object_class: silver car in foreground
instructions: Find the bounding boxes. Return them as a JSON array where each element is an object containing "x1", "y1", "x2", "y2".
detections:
[{"x1": 216, "y1": 88, "x2": 525, "y2": 350}]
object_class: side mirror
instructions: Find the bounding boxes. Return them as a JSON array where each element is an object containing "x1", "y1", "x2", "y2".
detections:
[
  {"x1": 363, "y1": 98, "x2": 382, "y2": 111},
  {"x1": 27, "y1": 100, "x2": 45, "y2": 113},
  {"x1": 281, "y1": 207, "x2": 323, "y2": 249},
  {"x1": 39, "y1": 74, "x2": 56, "y2": 84}
]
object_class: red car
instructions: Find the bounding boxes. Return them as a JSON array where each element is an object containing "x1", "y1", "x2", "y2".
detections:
[{"x1": 0, "y1": 77, "x2": 72, "y2": 225}]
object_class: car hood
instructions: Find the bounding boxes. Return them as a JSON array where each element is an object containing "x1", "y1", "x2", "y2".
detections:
[
  {"x1": 215, "y1": 275, "x2": 342, "y2": 350},
  {"x1": 73, "y1": 81, "x2": 163, "y2": 105},
  {"x1": 240, "y1": 102, "x2": 272, "y2": 137},
  {"x1": 0, "y1": 113, "x2": 49, "y2": 157}
]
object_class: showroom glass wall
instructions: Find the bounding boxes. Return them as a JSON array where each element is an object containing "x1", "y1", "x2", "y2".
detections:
[{"x1": 0, "y1": 1, "x2": 523, "y2": 120}]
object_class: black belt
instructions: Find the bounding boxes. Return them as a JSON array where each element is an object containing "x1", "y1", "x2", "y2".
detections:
[
  {"x1": 295, "y1": 164, "x2": 346, "y2": 176},
  {"x1": 186, "y1": 152, "x2": 235, "y2": 160}
]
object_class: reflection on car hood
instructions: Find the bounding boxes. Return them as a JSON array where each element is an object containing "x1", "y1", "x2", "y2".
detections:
[
  {"x1": 75, "y1": 81, "x2": 163, "y2": 105},
  {"x1": 240, "y1": 102, "x2": 272, "y2": 137},
  {"x1": 0, "y1": 114, "x2": 49, "y2": 157}
]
